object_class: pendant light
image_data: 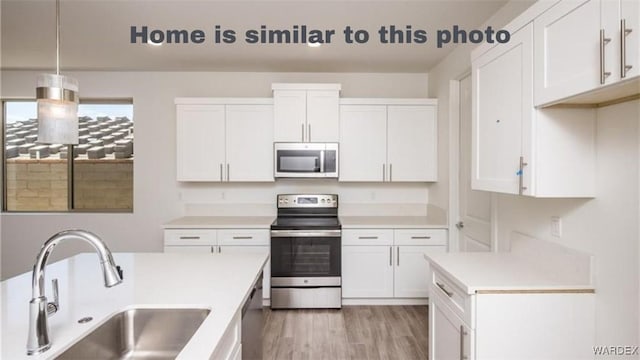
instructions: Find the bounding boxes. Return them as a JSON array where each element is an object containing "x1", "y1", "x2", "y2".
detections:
[{"x1": 37, "y1": 0, "x2": 79, "y2": 145}]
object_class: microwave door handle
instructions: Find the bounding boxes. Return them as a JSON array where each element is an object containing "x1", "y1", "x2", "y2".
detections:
[{"x1": 320, "y1": 151, "x2": 325, "y2": 173}]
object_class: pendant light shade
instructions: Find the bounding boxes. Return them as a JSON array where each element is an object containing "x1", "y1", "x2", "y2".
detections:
[
  {"x1": 36, "y1": 0, "x2": 80, "y2": 145},
  {"x1": 37, "y1": 73, "x2": 79, "y2": 144}
]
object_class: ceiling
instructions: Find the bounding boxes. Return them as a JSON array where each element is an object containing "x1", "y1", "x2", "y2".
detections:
[{"x1": 1, "y1": 0, "x2": 509, "y2": 73}]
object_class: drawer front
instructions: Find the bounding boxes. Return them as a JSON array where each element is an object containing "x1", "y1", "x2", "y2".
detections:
[
  {"x1": 431, "y1": 268, "x2": 473, "y2": 326},
  {"x1": 218, "y1": 229, "x2": 269, "y2": 246},
  {"x1": 394, "y1": 229, "x2": 447, "y2": 246},
  {"x1": 342, "y1": 229, "x2": 393, "y2": 246},
  {"x1": 164, "y1": 229, "x2": 216, "y2": 246}
]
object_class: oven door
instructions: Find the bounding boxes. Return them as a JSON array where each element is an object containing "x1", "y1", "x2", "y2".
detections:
[{"x1": 270, "y1": 230, "x2": 341, "y2": 279}]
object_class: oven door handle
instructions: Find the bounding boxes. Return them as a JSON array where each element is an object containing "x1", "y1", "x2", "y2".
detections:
[{"x1": 270, "y1": 230, "x2": 342, "y2": 238}]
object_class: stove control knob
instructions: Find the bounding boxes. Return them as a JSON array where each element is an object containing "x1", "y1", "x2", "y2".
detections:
[{"x1": 321, "y1": 199, "x2": 326, "y2": 203}]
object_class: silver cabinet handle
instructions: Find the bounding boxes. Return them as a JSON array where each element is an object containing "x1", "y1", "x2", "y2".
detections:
[
  {"x1": 382, "y1": 164, "x2": 386, "y2": 182},
  {"x1": 621, "y1": 19, "x2": 633, "y2": 78},
  {"x1": 389, "y1": 246, "x2": 392, "y2": 266},
  {"x1": 518, "y1": 156, "x2": 528, "y2": 195},
  {"x1": 358, "y1": 236, "x2": 379, "y2": 239},
  {"x1": 210, "y1": 246, "x2": 215, "y2": 253},
  {"x1": 411, "y1": 236, "x2": 431, "y2": 239},
  {"x1": 308, "y1": 123, "x2": 311, "y2": 142},
  {"x1": 227, "y1": 163, "x2": 230, "y2": 182},
  {"x1": 220, "y1": 163, "x2": 223, "y2": 182},
  {"x1": 301, "y1": 123, "x2": 305, "y2": 142},
  {"x1": 389, "y1": 164, "x2": 393, "y2": 182},
  {"x1": 460, "y1": 325, "x2": 468, "y2": 360},
  {"x1": 436, "y1": 282, "x2": 453, "y2": 297},
  {"x1": 600, "y1": 29, "x2": 612, "y2": 84},
  {"x1": 179, "y1": 236, "x2": 200, "y2": 240},
  {"x1": 397, "y1": 246, "x2": 400, "y2": 266},
  {"x1": 217, "y1": 245, "x2": 222, "y2": 253},
  {"x1": 232, "y1": 236, "x2": 253, "y2": 240}
]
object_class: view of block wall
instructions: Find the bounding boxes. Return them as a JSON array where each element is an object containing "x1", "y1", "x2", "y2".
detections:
[{"x1": 5, "y1": 159, "x2": 133, "y2": 211}]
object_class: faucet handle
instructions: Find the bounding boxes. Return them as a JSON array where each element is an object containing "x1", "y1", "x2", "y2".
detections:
[{"x1": 47, "y1": 278, "x2": 59, "y2": 316}]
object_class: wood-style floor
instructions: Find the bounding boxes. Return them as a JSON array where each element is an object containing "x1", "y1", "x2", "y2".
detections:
[{"x1": 263, "y1": 306, "x2": 429, "y2": 360}]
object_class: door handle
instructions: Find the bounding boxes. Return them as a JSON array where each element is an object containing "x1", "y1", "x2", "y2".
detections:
[
  {"x1": 460, "y1": 325, "x2": 468, "y2": 360},
  {"x1": 389, "y1": 164, "x2": 393, "y2": 182},
  {"x1": 227, "y1": 163, "x2": 230, "y2": 182},
  {"x1": 397, "y1": 246, "x2": 400, "y2": 266},
  {"x1": 220, "y1": 163, "x2": 223, "y2": 182},
  {"x1": 621, "y1": 19, "x2": 633, "y2": 78},
  {"x1": 435, "y1": 282, "x2": 453, "y2": 297},
  {"x1": 389, "y1": 246, "x2": 392, "y2": 266},
  {"x1": 382, "y1": 164, "x2": 386, "y2": 182},
  {"x1": 518, "y1": 156, "x2": 528, "y2": 195},
  {"x1": 455, "y1": 221, "x2": 464, "y2": 230},
  {"x1": 308, "y1": 124, "x2": 311, "y2": 142},
  {"x1": 301, "y1": 123, "x2": 305, "y2": 142},
  {"x1": 600, "y1": 29, "x2": 612, "y2": 84}
]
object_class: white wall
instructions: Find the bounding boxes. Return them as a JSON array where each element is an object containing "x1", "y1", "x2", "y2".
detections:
[{"x1": 0, "y1": 71, "x2": 430, "y2": 279}]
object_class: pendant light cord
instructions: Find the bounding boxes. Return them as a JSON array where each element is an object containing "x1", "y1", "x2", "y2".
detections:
[{"x1": 56, "y1": 0, "x2": 60, "y2": 75}]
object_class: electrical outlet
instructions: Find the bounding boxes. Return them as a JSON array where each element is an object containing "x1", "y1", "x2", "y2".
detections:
[{"x1": 551, "y1": 216, "x2": 562, "y2": 237}]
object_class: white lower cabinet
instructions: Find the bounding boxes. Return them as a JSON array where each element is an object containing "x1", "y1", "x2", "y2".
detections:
[
  {"x1": 211, "y1": 310, "x2": 242, "y2": 360},
  {"x1": 164, "y1": 228, "x2": 270, "y2": 301},
  {"x1": 342, "y1": 228, "x2": 447, "y2": 301},
  {"x1": 429, "y1": 267, "x2": 596, "y2": 360}
]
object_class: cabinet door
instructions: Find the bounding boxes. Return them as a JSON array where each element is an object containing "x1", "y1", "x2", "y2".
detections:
[
  {"x1": 430, "y1": 295, "x2": 474, "y2": 360},
  {"x1": 219, "y1": 245, "x2": 271, "y2": 300},
  {"x1": 339, "y1": 105, "x2": 387, "y2": 182},
  {"x1": 306, "y1": 90, "x2": 340, "y2": 142},
  {"x1": 472, "y1": 23, "x2": 532, "y2": 194},
  {"x1": 176, "y1": 105, "x2": 225, "y2": 181},
  {"x1": 534, "y1": 0, "x2": 602, "y2": 106},
  {"x1": 394, "y1": 245, "x2": 446, "y2": 298},
  {"x1": 225, "y1": 105, "x2": 274, "y2": 182},
  {"x1": 273, "y1": 90, "x2": 306, "y2": 142},
  {"x1": 387, "y1": 105, "x2": 437, "y2": 182},
  {"x1": 342, "y1": 246, "x2": 394, "y2": 298}
]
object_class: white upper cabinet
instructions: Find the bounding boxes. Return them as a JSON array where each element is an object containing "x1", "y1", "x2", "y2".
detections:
[
  {"x1": 339, "y1": 105, "x2": 387, "y2": 181},
  {"x1": 272, "y1": 84, "x2": 340, "y2": 142},
  {"x1": 472, "y1": 22, "x2": 596, "y2": 197},
  {"x1": 535, "y1": 0, "x2": 640, "y2": 106},
  {"x1": 339, "y1": 99, "x2": 438, "y2": 183},
  {"x1": 472, "y1": 23, "x2": 532, "y2": 194},
  {"x1": 175, "y1": 99, "x2": 274, "y2": 182},
  {"x1": 225, "y1": 105, "x2": 274, "y2": 182},
  {"x1": 176, "y1": 104, "x2": 226, "y2": 181},
  {"x1": 387, "y1": 105, "x2": 438, "y2": 182},
  {"x1": 307, "y1": 90, "x2": 340, "y2": 142}
]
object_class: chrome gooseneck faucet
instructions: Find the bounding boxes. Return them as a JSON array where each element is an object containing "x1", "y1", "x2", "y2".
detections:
[{"x1": 26, "y1": 230, "x2": 123, "y2": 355}]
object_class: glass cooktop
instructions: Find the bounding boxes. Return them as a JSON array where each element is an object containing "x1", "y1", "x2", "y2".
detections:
[{"x1": 270, "y1": 216, "x2": 341, "y2": 230}]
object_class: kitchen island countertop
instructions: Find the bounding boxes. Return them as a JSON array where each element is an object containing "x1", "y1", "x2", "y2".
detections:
[{"x1": 1, "y1": 251, "x2": 268, "y2": 359}]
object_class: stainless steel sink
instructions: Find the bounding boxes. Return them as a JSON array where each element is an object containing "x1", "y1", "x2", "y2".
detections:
[{"x1": 56, "y1": 308, "x2": 211, "y2": 360}]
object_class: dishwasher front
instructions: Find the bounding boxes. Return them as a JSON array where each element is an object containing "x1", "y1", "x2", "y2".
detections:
[{"x1": 241, "y1": 272, "x2": 263, "y2": 359}]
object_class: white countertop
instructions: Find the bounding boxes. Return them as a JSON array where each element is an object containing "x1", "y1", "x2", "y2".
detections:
[
  {"x1": 425, "y1": 252, "x2": 595, "y2": 295},
  {"x1": 1, "y1": 252, "x2": 268, "y2": 359},
  {"x1": 340, "y1": 215, "x2": 447, "y2": 229},
  {"x1": 163, "y1": 216, "x2": 274, "y2": 229}
]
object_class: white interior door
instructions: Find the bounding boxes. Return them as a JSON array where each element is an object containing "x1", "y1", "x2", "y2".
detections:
[{"x1": 459, "y1": 75, "x2": 491, "y2": 252}]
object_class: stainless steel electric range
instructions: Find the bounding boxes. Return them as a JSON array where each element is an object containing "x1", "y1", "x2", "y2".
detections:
[{"x1": 270, "y1": 194, "x2": 341, "y2": 309}]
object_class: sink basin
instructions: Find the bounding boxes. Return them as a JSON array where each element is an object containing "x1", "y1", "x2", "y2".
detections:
[{"x1": 56, "y1": 308, "x2": 211, "y2": 360}]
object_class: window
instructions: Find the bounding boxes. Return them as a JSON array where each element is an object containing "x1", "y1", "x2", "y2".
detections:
[{"x1": 3, "y1": 100, "x2": 133, "y2": 212}]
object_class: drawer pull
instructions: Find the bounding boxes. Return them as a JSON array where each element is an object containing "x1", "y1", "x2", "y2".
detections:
[
  {"x1": 179, "y1": 236, "x2": 200, "y2": 240},
  {"x1": 358, "y1": 236, "x2": 379, "y2": 239},
  {"x1": 436, "y1": 282, "x2": 453, "y2": 297},
  {"x1": 411, "y1": 236, "x2": 431, "y2": 239},
  {"x1": 233, "y1": 236, "x2": 253, "y2": 240}
]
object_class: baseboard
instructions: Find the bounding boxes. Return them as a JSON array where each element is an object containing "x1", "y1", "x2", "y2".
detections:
[{"x1": 341, "y1": 298, "x2": 428, "y2": 306}]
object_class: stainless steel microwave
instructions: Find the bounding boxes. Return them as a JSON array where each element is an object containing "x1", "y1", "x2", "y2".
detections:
[{"x1": 274, "y1": 143, "x2": 338, "y2": 178}]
